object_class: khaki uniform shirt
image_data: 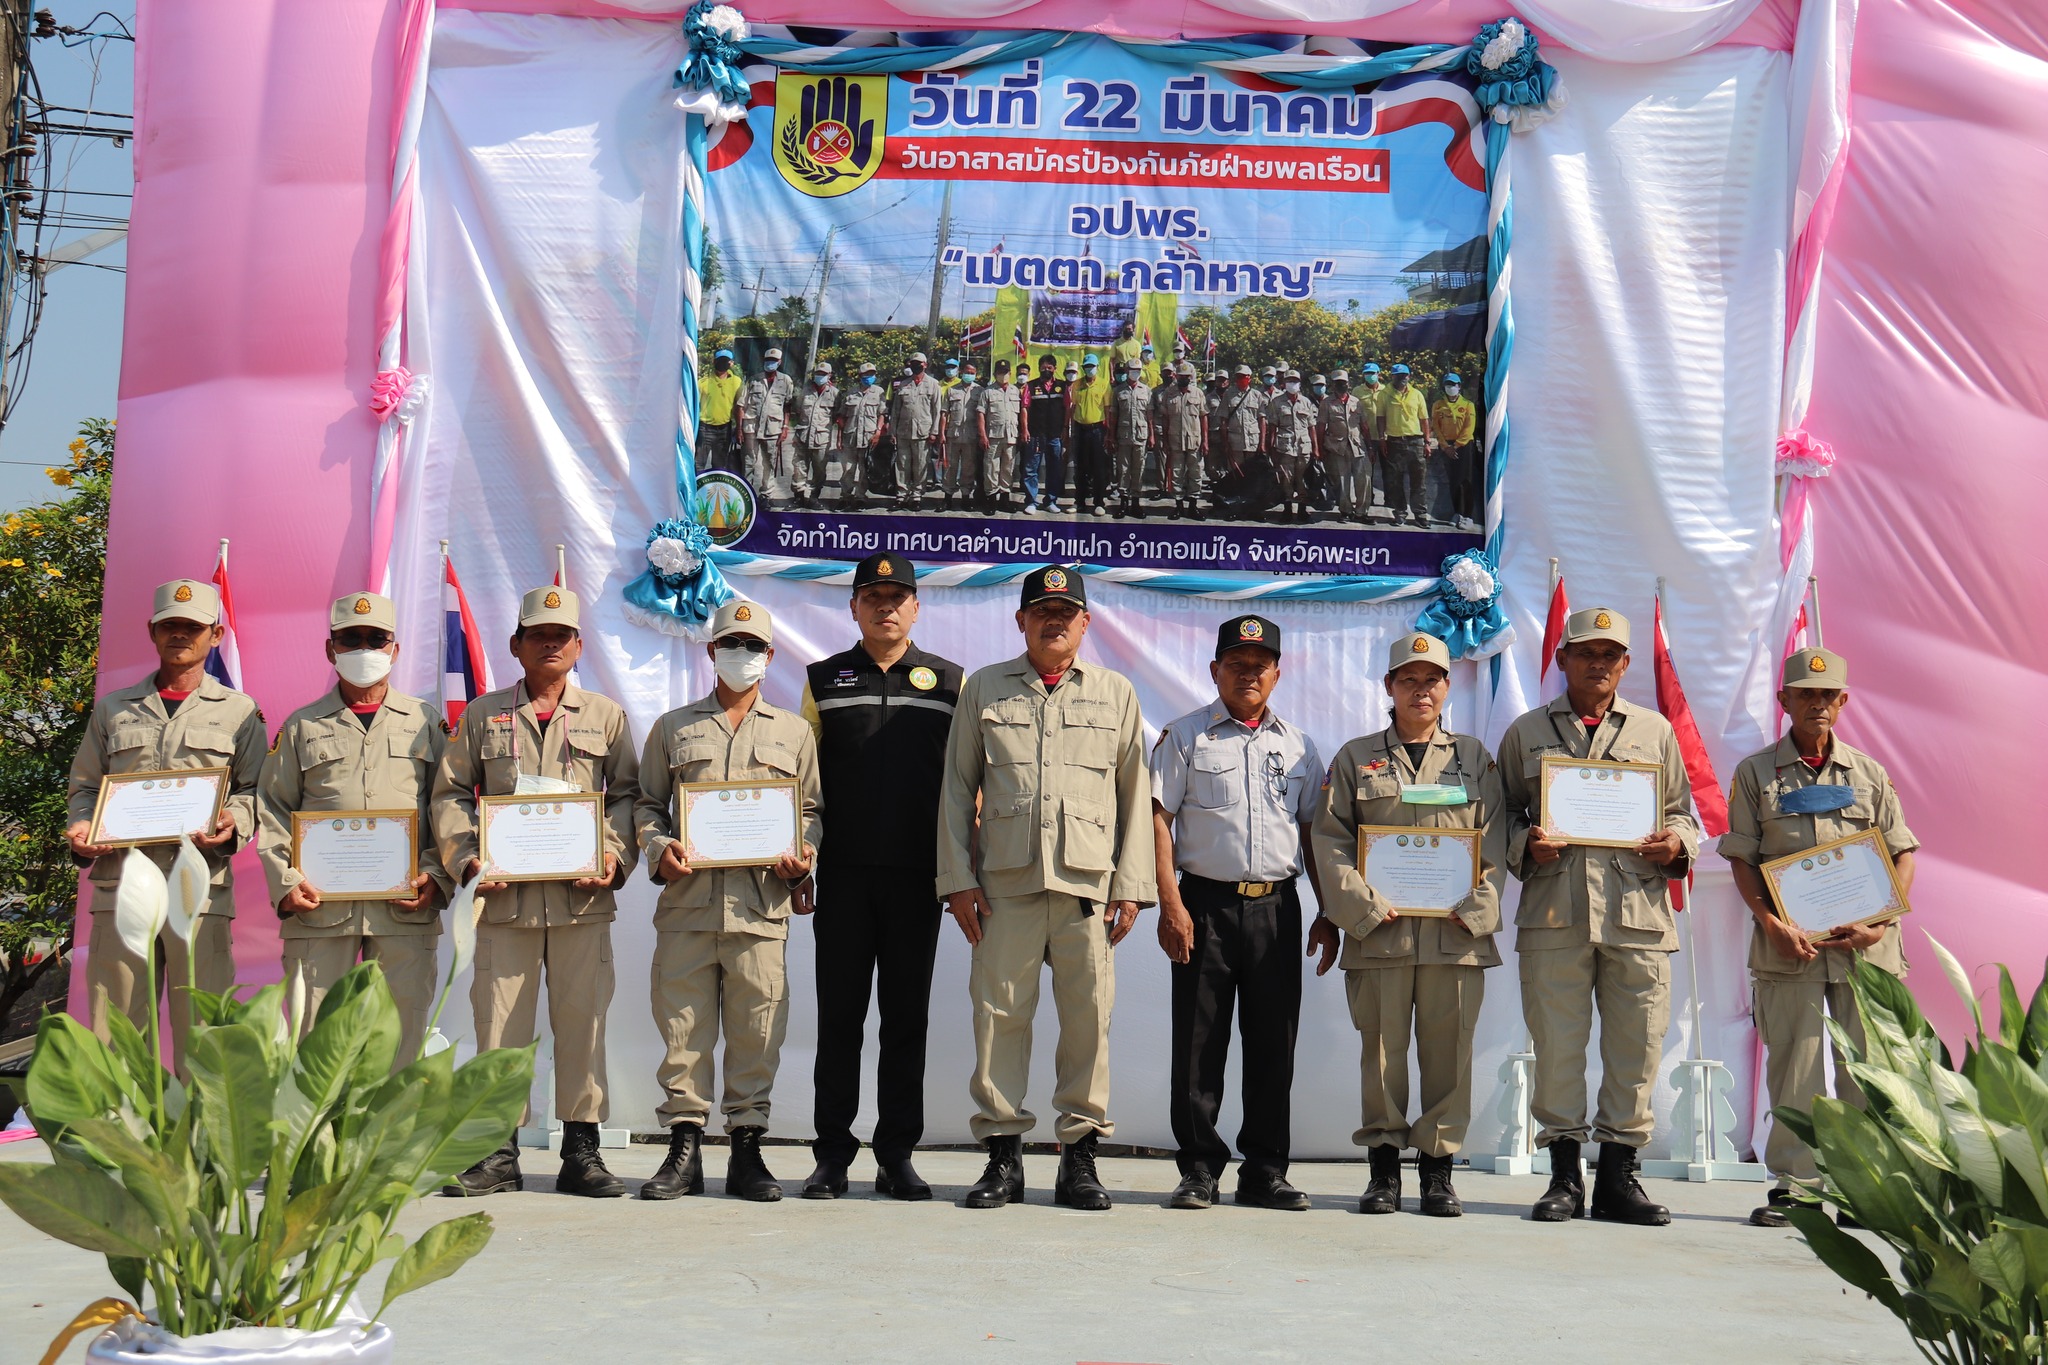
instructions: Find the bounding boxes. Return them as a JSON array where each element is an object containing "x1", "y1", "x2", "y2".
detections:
[
  {"x1": 430, "y1": 682, "x2": 640, "y2": 928},
  {"x1": 790, "y1": 383, "x2": 839, "y2": 451},
  {"x1": 1319, "y1": 394, "x2": 1365, "y2": 457},
  {"x1": 937, "y1": 656, "x2": 1157, "y2": 907},
  {"x1": 837, "y1": 384, "x2": 886, "y2": 447},
  {"x1": 741, "y1": 372, "x2": 795, "y2": 440},
  {"x1": 1266, "y1": 393, "x2": 1318, "y2": 457},
  {"x1": 981, "y1": 383, "x2": 1024, "y2": 441},
  {"x1": 1311, "y1": 728, "x2": 1505, "y2": 970},
  {"x1": 1219, "y1": 387, "x2": 1264, "y2": 455},
  {"x1": 1719, "y1": 736, "x2": 1918, "y2": 981},
  {"x1": 258, "y1": 687, "x2": 451, "y2": 938},
  {"x1": 67, "y1": 674, "x2": 266, "y2": 908},
  {"x1": 1498, "y1": 695, "x2": 1702, "y2": 952},
  {"x1": 635, "y1": 694, "x2": 823, "y2": 939},
  {"x1": 1110, "y1": 381, "x2": 1153, "y2": 450},
  {"x1": 891, "y1": 373, "x2": 944, "y2": 443},
  {"x1": 1159, "y1": 386, "x2": 1207, "y2": 453},
  {"x1": 942, "y1": 380, "x2": 981, "y2": 446}
]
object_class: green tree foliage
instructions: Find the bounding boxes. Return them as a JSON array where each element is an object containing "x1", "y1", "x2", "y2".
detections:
[{"x1": 0, "y1": 419, "x2": 113, "y2": 1035}]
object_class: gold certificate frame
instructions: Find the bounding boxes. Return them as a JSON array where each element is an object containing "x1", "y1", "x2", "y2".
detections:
[
  {"x1": 1537, "y1": 755, "x2": 1661, "y2": 849},
  {"x1": 1761, "y1": 829, "x2": 1912, "y2": 941},
  {"x1": 478, "y1": 791, "x2": 605, "y2": 883},
  {"x1": 1355, "y1": 825, "x2": 1481, "y2": 918},
  {"x1": 87, "y1": 766, "x2": 230, "y2": 848},
  {"x1": 289, "y1": 809, "x2": 420, "y2": 899},
  {"x1": 677, "y1": 779, "x2": 802, "y2": 869}
]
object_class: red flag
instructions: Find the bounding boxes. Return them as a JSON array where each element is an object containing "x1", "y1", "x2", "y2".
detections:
[
  {"x1": 1653, "y1": 597, "x2": 1729, "y2": 838},
  {"x1": 1538, "y1": 574, "x2": 1569, "y2": 681}
]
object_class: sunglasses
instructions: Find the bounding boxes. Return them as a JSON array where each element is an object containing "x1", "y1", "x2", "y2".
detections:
[
  {"x1": 715, "y1": 637, "x2": 769, "y2": 654},
  {"x1": 333, "y1": 630, "x2": 393, "y2": 650}
]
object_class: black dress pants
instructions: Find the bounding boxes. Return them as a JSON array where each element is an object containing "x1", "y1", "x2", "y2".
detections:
[
  {"x1": 812, "y1": 868, "x2": 944, "y2": 1166},
  {"x1": 1169, "y1": 875, "x2": 1302, "y2": 1181}
]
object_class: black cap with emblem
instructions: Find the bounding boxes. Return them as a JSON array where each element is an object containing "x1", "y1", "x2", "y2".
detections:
[
  {"x1": 853, "y1": 551, "x2": 917, "y2": 593},
  {"x1": 1216, "y1": 614, "x2": 1281, "y2": 660},
  {"x1": 1019, "y1": 564, "x2": 1087, "y2": 610}
]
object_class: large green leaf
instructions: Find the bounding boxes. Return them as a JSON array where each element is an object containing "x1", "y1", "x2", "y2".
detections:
[
  {"x1": 68, "y1": 1116, "x2": 195, "y2": 1235},
  {"x1": 186, "y1": 1024, "x2": 280, "y2": 1190},
  {"x1": 1850, "y1": 1064, "x2": 1955, "y2": 1179},
  {"x1": 99, "y1": 1007, "x2": 168, "y2": 1117},
  {"x1": 275, "y1": 1179, "x2": 348, "y2": 1263},
  {"x1": 1930, "y1": 1067, "x2": 2008, "y2": 1203},
  {"x1": 24, "y1": 1011, "x2": 129, "y2": 1129},
  {"x1": 276, "y1": 964, "x2": 397, "y2": 1172},
  {"x1": 2023, "y1": 957, "x2": 2048, "y2": 1070},
  {"x1": 1918, "y1": 1237, "x2": 1986, "y2": 1318},
  {"x1": 1786, "y1": 1206, "x2": 1907, "y2": 1315},
  {"x1": 400, "y1": 1046, "x2": 534, "y2": 1193},
  {"x1": 376, "y1": 1212, "x2": 495, "y2": 1318},
  {"x1": 1972, "y1": 1229, "x2": 2036, "y2": 1300},
  {"x1": 0, "y1": 1158, "x2": 164, "y2": 1257},
  {"x1": 1969, "y1": 1045, "x2": 2048, "y2": 1215},
  {"x1": 1998, "y1": 967, "x2": 2026, "y2": 1053},
  {"x1": 1810, "y1": 1099, "x2": 1925, "y2": 1237}
]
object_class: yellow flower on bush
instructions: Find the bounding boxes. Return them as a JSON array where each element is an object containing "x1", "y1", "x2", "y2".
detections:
[
  {"x1": 43, "y1": 564, "x2": 62, "y2": 578},
  {"x1": 46, "y1": 467, "x2": 73, "y2": 487}
]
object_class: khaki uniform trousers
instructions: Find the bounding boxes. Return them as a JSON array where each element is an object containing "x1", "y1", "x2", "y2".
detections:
[
  {"x1": 1755, "y1": 976, "x2": 1868, "y2": 1185},
  {"x1": 1345, "y1": 963, "x2": 1485, "y2": 1156},
  {"x1": 987, "y1": 438, "x2": 1020, "y2": 495},
  {"x1": 968, "y1": 891, "x2": 1114, "y2": 1145},
  {"x1": 944, "y1": 440, "x2": 983, "y2": 498},
  {"x1": 471, "y1": 919, "x2": 613, "y2": 1124},
  {"x1": 86, "y1": 907, "x2": 235, "y2": 1071},
  {"x1": 1520, "y1": 943, "x2": 1671, "y2": 1148},
  {"x1": 1117, "y1": 440, "x2": 1150, "y2": 499},
  {"x1": 793, "y1": 439, "x2": 832, "y2": 501},
  {"x1": 745, "y1": 431, "x2": 789, "y2": 498},
  {"x1": 283, "y1": 933, "x2": 439, "y2": 1069},
  {"x1": 650, "y1": 928, "x2": 789, "y2": 1132}
]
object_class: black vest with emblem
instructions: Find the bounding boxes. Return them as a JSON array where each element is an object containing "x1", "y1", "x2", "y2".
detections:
[{"x1": 807, "y1": 643, "x2": 963, "y2": 876}]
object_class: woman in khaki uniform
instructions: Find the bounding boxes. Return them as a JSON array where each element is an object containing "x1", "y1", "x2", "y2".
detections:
[{"x1": 1312, "y1": 631, "x2": 1505, "y2": 1218}]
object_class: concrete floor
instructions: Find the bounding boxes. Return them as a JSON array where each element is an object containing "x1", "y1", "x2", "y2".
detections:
[{"x1": 3, "y1": 1140, "x2": 1916, "y2": 1365}]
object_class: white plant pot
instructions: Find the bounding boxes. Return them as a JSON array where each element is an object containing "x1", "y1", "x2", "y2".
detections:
[{"x1": 87, "y1": 1315, "x2": 395, "y2": 1363}]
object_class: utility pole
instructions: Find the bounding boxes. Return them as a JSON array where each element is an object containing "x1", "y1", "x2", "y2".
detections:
[
  {"x1": 924, "y1": 180, "x2": 953, "y2": 351},
  {"x1": 805, "y1": 223, "x2": 836, "y2": 375},
  {"x1": 747, "y1": 265, "x2": 767, "y2": 317},
  {"x1": 0, "y1": 0, "x2": 28, "y2": 427}
]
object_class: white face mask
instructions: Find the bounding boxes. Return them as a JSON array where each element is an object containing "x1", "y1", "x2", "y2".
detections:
[
  {"x1": 1444, "y1": 384, "x2": 1461, "y2": 397},
  {"x1": 714, "y1": 647, "x2": 769, "y2": 692},
  {"x1": 335, "y1": 648, "x2": 393, "y2": 688},
  {"x1": 1285, "y1": 380, "x2": 1301, "y2": 394}
]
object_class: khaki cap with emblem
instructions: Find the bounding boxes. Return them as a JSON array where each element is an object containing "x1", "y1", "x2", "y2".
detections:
[
  {"x1": 329, "y1": 591, "x2": 397, "y2": 634},
  {"x1": 1284, "y1": 368, "x2": 1302, "y2": 381},
  {"x1": 1234, "y1": 363, "x2": 1253, "y2": 378},
  {"x1": 518, "y1": 585, "x2": 580, "y2": 630},
  {"x1": 1386, "y1": 630, "x2": 1451, "y2": 674},
  {"x1": 1175, "y1": 361, "x2": 1195, "y2": 377},
  {"x1": 909, "y1": 350, "x2": 928, "y2": 365},
  {"x1": 710, "y1": 598, "x2": 773, "y2": 644},
  {"x1": 763, "y1": 346, "x2": 784, "y2": 361},
  {"x1": 1782, "y1": 647, "x2": 1847, "y2": 689},
  {"x1": 814, "y1": 361, "x2": 833, "y2": 376},
  {"x1": 151, "y1": 578, "x2": 221, "y2": 625},
  {"x1": 1561, "y1": 606, "x2": 1630, "y2": 649},
  {"x1": 1330, "y1": 369, "x2": 1351, "y2": 383}
]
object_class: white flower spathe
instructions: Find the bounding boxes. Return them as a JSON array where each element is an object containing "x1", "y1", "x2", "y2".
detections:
[
  {"x1": 648, "y1": 536, "x2": 703, "y2": 578},
  {"x1": 113, "y1": 848, "x2": 169, "y2": 962},
  {"x1": 1447, "y1": 558, "x2": 1496, "y2": 602},
  {"x1": 1480, "y1": 18, "x2": 1527, "y2": 71}
]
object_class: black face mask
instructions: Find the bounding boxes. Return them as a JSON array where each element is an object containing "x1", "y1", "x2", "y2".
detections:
[
  {"x1": 911, "y1": 363, "x2": 925, "y2": 375},
  {"x1": 714, "y1": 360, "x2": 731, "y2": 372}
]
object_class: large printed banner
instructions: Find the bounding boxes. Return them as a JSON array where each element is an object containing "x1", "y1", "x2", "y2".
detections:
[{"x1": 701, "y1": 37, "x2": 1489, "y2": 577}]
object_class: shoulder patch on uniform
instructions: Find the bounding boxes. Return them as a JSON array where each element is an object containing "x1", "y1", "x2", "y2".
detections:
[
  {"x1": 441, "y1": 719, "x2": 455, "y2": 736},
  {"x1": 1362, "y1": 759, "x2": 1387, "y2": 772}
]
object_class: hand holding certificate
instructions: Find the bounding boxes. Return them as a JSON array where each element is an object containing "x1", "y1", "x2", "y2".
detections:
[
  {"x1": 678, "y1": 780, "x2": 802, "y2": 869},
  {"x1": 1763, "y1": 831, "x2": 1911, "y2": 941},
  {"x1": 479, "y1": 793, "x2": 605, "y2": 883},
  {"x1": 1538, "y1": 756, "x2": 1660, "y2": 849},
  {"x1": 88, "y1": 767, "x2": 229, "y2": 848},
  {"x1": 1357, "y1": 826, "x2": 1480, "y2": 918},
  {"x1": 291, "y1": 811, "x2": 419, "y2": 900}
]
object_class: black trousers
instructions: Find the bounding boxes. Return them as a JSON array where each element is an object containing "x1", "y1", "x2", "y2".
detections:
[
  {"x1": 811, "y1": 867, "x2": 944, "y2": 1165},
  {"x1": 1073, "y1": 423, "x2": 1109, "y2": 503},
  {"x1": 1170, "y1": 875, "x2": 1302, "y2": 1180}
]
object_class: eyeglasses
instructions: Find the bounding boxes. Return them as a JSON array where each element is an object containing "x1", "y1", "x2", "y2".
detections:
[
  {"x1": 715, "y1": 637, "x2": 770, "y2": 654},
  {"x1": 333, "y1": 630, "x2": 393, "y2": 650},
  {"x1": 1263, "y1": 752, "x2": 1289, "y2": 792}
]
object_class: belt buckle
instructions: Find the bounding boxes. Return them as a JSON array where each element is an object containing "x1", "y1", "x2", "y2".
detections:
[{"x1": 1236, "y1": 881, "x2": 1274, "y2": 899}]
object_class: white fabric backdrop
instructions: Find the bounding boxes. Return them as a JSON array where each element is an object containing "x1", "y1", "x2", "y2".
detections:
[{"x1": 394, "y1": 11, "x2": 1792, "y2": 1159}]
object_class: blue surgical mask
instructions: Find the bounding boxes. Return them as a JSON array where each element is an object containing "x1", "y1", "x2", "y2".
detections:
[
  {"x1": 1312, "y1": 385, "x2": 1326, "y2": 398},
  {"x1": 860, "y1": 375, "x2": 875, "y2": 387},
  {"x1": 765, "y1": 360, "x2": 779, "y2": 372},
  {"x1": 1778, "y1": 785, "x2": 1856, "y2": 814}
]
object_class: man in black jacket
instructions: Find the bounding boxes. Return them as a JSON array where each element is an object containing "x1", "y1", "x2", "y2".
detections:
[{"x1": 799, "y1": 552, "x2": 964, "y2": 1199}]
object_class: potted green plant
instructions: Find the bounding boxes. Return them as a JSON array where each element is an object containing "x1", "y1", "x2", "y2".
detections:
[
  {"x1": 1776, "y1": 935, "x2": 2048, "y2": 1365},
  {"x1": 0, "y1": 843, "x2": 526, "y2": 1363}
]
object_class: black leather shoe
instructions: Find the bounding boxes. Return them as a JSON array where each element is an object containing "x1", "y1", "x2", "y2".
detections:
[
  {"x1": 639, "y1": 1123, "x2": 703, "y2": 1200},
  {"x1": 1235, "y1": 1173, "x2": 1310, "y2": 1211},
  {"x1": 726, "y1": 1126, "x2": 783, "y2": 1202},
  {"x1": 1590, "y1": 1142, "x2": 1670, "y2": 1226},
  {"x1": 1054, "y1": 1133, "x2": 1112, "y2": 1211},
  {"x1": 1169, "y1": 1171, "x2": 1218, "y2": 1210},
  {"x1": 964, "y1": 1135, "x2": 1025, "y2": 1209},
  {"x1": 443, "y1": 1139, "x2": 522, "y2": 1197},
  {"x1": 875, "y1": 1157, "x2": 933, "y2": 1201},
  {"x1": 556, "y1": 1122, "x2": 625, "y2": 1199},
  {"x1": 1359, "y1": 1144, "x2": 1402, "y2": 1214},
  {"x1": 1750, "y1": 1188, "x2": 1796, "y2": 1228},
  {"x1": 1417, "y1": 1154, "x2": 1462, "y2": 1217},
  {"x1": 1532, "y1": 1138, "x2": 1585, "y2": 1222},
  {"x1": 803, "y1": 1159, "x2": 850, "y2": 1199}
]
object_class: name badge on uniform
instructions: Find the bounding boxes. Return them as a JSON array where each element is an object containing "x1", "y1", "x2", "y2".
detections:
[
  {"x1": 1778, "y1": 784, "x2": 1854, "y2": 814},
  {"x1": 514, "y1": 772, "x2": 577, "y2": 797},
  {"x1": 1400, "y1": 783, "x2": 1469, "y2": 806}
]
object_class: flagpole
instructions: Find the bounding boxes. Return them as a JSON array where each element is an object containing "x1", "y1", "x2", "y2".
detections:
[
  {"x1": 555, "y1": 544, "x2": 567, "y2": 591},
  {"x1": 1806, "y1": 574, "x2": 1823, "y2": 647},
  {"x1": 1662, "y1": 575, "x2": 1713, "y2": 1170},
  {"x1": 218, "y1": 537, "x2": 230, "y2": 573}
]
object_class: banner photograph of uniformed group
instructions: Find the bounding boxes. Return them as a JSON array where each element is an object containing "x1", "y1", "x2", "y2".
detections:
[{"x1": 695, "y1": 35, "x2": 1490, "y2": 578}]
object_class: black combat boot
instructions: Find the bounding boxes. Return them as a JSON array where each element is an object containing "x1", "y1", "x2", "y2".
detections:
[
  {"x1": 1591, "y1": 1143, "x2": 1670, "y2": 1226},
  {"x1": 1358, "y1": 1144, "x2": 1402, "y2": 1214},
  {"x1": 1417, "y1": 1154, "x2": 1463, "y2": 1218},
  {"x1": 726, "y1": 1126, "x2": 783, "y2": 1202},
  {"x1": 875, "y1": 1155, "x2": 933, "y2": 1201},
  {"x1": 1169, "y1": 1168, "x2": 1218, "y2": 1210},
  {"x1": 1532, "y1": 1138, "x2": 1585, "y2": 1222},
  {"x1": 442, "y1": 1139, "x2": 522, "y2": 1197},
  {"x1": 803, "y1": 1157, "x2": 850, "y2": 1199},
  {"x1": 639, "y1": 1122, "x2": 703, "y2": 1200},
  {"x1": 556, "y1": 1122, "x2": 625, "y2": 1198},
  {"x1": 1054, "y1": 1133, "x2": 1112, "y2": 1211},
  {"x1": 1750, "y1": 1187, "x2": 1796, "y2": 1228},
  {"x1": 1235, "y1": 1170, "x2": 1310, "y2": 1211},
  {"x1": 964, "y1": 1134, "x2": 1025, "y2": 1209}
]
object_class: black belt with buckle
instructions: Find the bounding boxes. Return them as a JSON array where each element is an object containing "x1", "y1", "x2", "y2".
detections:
[{"x1": 1182, "y1": 872, "x2": 1288, "y2": 902}]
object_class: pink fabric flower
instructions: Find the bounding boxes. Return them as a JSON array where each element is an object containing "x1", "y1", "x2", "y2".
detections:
[
  {"x1": 369, "y1": 365, "x2": 414, "y2": 421},
  {"x1": 1775, "y1": 428, "x2": 1837, "y2": 479}
]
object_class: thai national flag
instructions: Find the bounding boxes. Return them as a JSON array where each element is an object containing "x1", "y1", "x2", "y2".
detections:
[
  {"x1": 963, "y1": 322, "x2": 993, "y2": 350},
  {"x1": 1175, "y1": 327, "x2": 1191, "y2": 353},
  {"x1": 442, "y1": 551, "x2": 492, "y2": 724},
  {"x1": 1203, "y1": 326, "x2": 1217, "y2": 364},
  {"x1": 1012, "y1": 325, "x2": 1028, "y2": 359},
  {"x1": 205, "y1": 544, "x2": 241, "y2": 691}
]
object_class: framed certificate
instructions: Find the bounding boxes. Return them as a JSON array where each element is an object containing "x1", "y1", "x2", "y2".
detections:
[
  {"x1": 290, "y1": 810, "x2": 419, "y2": 899},
  {"x1": 1357, "y1": 826, "x2": 1480, "y2": 918},
  {"x1": 478, "y1": 792, "x2": 604, "y2": 883},
  {"x1": 1761, "y1": 830, "x2": 1911, "y2": 941},
  {"x1": 1538, "y1": 756, "x2": 1660, "y2": 849},
  {"x1": 678, "y1": 780, "x2": 802, "y2": 869},
  {"x1": 89, "y1": 767, "x2": 229, "y2": 848}
]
